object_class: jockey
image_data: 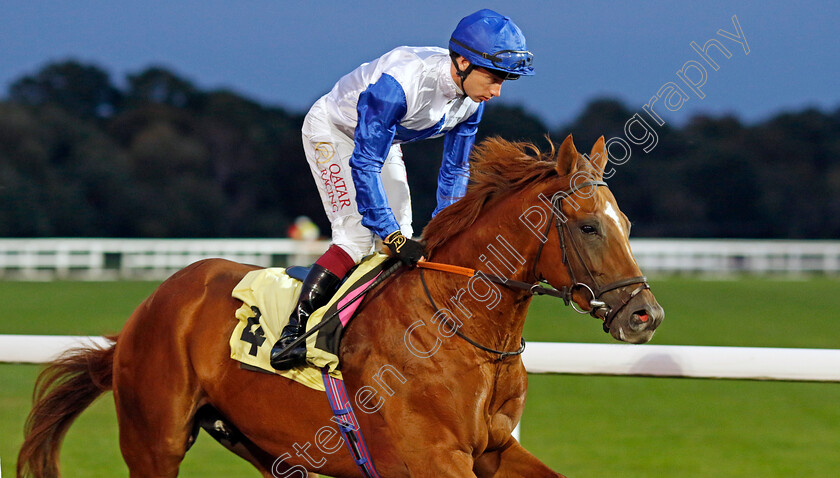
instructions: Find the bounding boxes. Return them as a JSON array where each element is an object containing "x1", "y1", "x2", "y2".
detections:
[{"x1": 271, "y1": 9, "x2": 534, "y2": 370}]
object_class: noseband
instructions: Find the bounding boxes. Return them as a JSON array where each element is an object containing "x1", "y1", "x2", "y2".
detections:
[{"x1": 531, "y1": 180, "x2": 650, "y2": 332}]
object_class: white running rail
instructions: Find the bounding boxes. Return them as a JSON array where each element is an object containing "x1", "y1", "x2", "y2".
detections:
[
  {"x1": 3, "y1": 335, "x2": 839, "y2": 382},
  {"x1": 2, "y1": 238, "x2": 840, "y2": 280}
]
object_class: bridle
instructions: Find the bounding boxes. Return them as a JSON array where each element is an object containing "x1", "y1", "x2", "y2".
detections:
[
  {"x1": 531, "y1": 179, "x2": 650, "y2": 332},
  {"x1": 417, "y1": 178, "x2": 650, "y2": 359}
]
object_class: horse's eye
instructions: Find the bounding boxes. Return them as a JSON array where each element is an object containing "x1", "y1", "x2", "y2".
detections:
[{"x1": 580, "y1": 225, "x2": 598, "y2": 235}]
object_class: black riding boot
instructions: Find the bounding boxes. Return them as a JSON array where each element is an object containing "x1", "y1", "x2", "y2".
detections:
[{"x1": 270, "y1": 264, "x2": 342, "y2": 370}]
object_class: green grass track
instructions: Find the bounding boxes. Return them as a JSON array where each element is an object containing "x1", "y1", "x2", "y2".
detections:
[{"x1": 1, "y1": 277, "x2": 839, "y2": 476}]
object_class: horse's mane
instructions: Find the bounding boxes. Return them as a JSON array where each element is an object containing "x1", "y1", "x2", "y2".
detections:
[{"x1": 422, "y1": 137, "x2": 558, "y2": 254}]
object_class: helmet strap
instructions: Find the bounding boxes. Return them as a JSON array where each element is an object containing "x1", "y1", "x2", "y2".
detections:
[{"x1": 451, "y1": 55, "x2": 475, "y2": 96}]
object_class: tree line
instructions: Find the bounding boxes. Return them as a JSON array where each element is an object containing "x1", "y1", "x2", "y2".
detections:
[{"x1": 1, "y1": 60, "x2": 838, "y2": 239}]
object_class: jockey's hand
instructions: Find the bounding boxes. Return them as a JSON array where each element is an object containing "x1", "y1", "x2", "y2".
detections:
[{"x1": 383, "y1": 230, "x2": 426, "y2": 266}]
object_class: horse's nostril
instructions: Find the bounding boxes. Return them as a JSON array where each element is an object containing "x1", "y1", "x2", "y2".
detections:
[{"x1": 629, "y1": 309, "x2": 652, "y2": 331}]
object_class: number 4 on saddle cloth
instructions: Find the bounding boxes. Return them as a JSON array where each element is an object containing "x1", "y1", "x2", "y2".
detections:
[
  {"x1": 230, "y1": 253, "x2": 389, "y2": 476},
  {"x1": 229, "y1": 253, "x2": 393, "y2": 391}
]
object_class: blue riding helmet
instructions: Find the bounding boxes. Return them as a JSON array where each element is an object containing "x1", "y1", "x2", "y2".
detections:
[{"x1": 449, "y1": 9, "x2": 534, "y2": 80}]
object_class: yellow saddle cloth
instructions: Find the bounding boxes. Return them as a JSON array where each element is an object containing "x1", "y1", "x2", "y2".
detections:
[{"x1": 229, "y1": 253, "x2": 390, "y2": 391}]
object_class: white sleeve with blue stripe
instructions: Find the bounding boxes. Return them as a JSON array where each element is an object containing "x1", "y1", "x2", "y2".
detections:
[
  {"x1": 433, "y1": 102, "x2": 484, "y2": 217},
  {"x1": 349, "y1": 73, "x2": 407, "y2": 239}
]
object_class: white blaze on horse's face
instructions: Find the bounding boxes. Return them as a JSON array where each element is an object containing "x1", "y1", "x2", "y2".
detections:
[
  {"x1": 602, "y1": 197, "x2": 635, "y2": 260},
  {"x1": 603, "y1": 201, "x2": 625, "y2": 235}
]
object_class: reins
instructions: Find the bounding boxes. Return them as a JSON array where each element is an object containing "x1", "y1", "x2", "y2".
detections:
[
  {"x1": 279, "y1": 181, "x2": 650, "y2": 362},
  {"x1": 416, "y1": 178, "x2": 651, "y2": 358},
  {"x1": 416, "y1": 261, "x2": 570, "y2": 300},
  {"x1": 418, "y1": 266, "x2": 526, "y2": 361}
]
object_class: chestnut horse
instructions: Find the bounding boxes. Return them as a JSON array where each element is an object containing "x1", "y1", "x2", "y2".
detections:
[{"x1": 18, "y1": 135, "x2": 663, "y2": 478}]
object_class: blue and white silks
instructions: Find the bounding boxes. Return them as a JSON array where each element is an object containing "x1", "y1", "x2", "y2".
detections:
[{"x1": 321, "y1": 46, "x2": 484, "y2": 239}]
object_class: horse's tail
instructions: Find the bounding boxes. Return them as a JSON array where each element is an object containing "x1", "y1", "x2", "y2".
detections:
[{"x1": 16, "y1": 336, "x2": 118, "y2": 478}]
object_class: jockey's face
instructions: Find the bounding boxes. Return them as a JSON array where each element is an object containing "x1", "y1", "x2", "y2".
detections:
[
  {"x1": 452, "y1": 57, "x2": 504, "y2": 103},
  {"x1": 465, "y1": 67, "x2": 505, "y2": 102}
]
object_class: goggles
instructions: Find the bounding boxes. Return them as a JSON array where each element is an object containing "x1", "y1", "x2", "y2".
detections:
[{"x1": 450, "y1": 38, "x2": 534, "y2": 79}]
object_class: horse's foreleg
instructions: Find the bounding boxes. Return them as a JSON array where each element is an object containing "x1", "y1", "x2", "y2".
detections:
[
  {"x1": 374, "y1": 409, "x2": 478, "y2": 477},
  {"x1": 474, "y1": 438, "x2": 565, "y2": 478},
  {"x1": 398, "y1": 448, "x2": 477, "y2": 478}
]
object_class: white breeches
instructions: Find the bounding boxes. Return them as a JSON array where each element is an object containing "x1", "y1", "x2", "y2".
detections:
[{"x1": 302, "y1": 97, "x2": 413, "y2": 263}]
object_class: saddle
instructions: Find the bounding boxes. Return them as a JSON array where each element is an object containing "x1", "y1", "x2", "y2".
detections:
[{"x1": 228, "y1": 253, "x2": 392, "y2": 391}]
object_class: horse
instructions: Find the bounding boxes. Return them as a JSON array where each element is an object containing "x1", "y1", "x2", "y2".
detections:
[{"x1": 17, "y1": 135, "x2": 663, "y2": 478}]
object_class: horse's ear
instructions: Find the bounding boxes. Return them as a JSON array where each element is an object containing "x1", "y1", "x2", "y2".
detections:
[
  {"x1": 556, "y1": 134, "x2": 579, "y2": 175},
  {"x1": 588, "y1": 136, "x2": 609, "y2": 179}
]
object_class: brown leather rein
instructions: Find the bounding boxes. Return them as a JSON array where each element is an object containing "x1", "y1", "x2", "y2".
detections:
[{"x1": 417, "y1": 179, "x2": 650, "y2": 359}]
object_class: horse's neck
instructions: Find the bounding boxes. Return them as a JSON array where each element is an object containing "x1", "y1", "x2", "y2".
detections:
[
  {"x1": 434, "y1": 193, "x2": 544, "y2": 277},
  {"x1": 427, "y1": 197, "x2": 544, "y2": 348}
]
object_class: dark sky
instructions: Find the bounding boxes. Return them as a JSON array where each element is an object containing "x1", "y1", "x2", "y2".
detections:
[{"x1": 2, "y1": 0, "x2": 837, "y2": 127}]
